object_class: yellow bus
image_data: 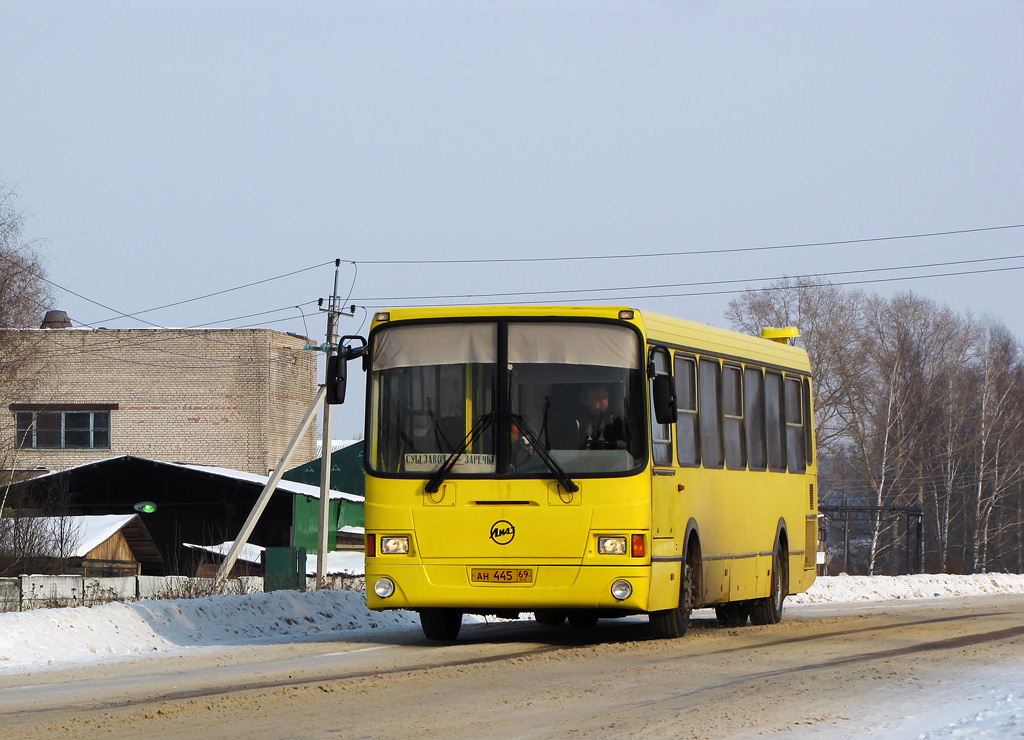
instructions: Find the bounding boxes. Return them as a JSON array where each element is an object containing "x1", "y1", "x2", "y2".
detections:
[{"x1": 360, "y1": 306, "x2": 817, "y2": 640}]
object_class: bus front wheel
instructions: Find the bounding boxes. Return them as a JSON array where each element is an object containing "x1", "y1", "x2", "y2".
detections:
[
  {"x1": 750, "y1": 548, "x2": 786, "y2": 625},
  {"x1": 649, "y1": 561, "x2": 693, "y2": 639},
  {"x1": 419, "y1": 608, "x2": 463, "y2": 641}
]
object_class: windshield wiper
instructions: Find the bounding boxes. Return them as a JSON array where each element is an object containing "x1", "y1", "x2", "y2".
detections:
[
  {"x1": 424, "y1": 412, "x2": 495, "y2": 493},
  {"x1": 510, "y1": 413, "x2": 579, "y2": 494}
]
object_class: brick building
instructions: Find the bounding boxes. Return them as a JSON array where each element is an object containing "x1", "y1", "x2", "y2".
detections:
[{"x1": 1, "y1": 322, "x2": 317, "y2": 480}]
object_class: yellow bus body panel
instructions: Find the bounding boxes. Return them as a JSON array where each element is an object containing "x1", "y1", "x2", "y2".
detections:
[{"x1": 365, "y1": 306, "x2": 817, "y2": 616}]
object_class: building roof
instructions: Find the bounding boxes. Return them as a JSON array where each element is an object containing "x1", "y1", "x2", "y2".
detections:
[
  {"x1": 183, "y1": 541, "x2": 365, "y2": 576},
  {"x1": 283, "y1": 441, "x2": 365, "y2": 497},
  {"x1": 315, "y1": 439, "x2": 362, "y2": 457},
  {"x1": 21, "y1": 514, "x2": 163, "y2": 564},
  {"x1": 21, "y1": 456, "x2": 363, "y2": 503}
]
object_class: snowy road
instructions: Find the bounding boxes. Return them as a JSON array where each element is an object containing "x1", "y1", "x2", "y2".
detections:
[{"x1": 3, "y1": 593, "x2": 1024, "y2": 739}]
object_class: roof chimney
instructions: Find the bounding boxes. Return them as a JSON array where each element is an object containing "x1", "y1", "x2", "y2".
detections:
[{"x1": 40, "y1": 310, "x2": 72, "y2": 329}]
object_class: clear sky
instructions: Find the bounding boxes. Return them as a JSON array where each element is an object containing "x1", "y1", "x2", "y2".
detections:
[{"x1": 2, "y1": 2, "x2": 1022, "y2": 437}]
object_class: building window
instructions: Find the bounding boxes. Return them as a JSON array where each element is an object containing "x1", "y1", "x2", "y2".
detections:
[{"x1": 15, "y1": 409, "x2": 112, "y2": 450}]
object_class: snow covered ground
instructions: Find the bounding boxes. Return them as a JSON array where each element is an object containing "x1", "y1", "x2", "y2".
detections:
[{"x1": 2, "y1": 574, "x2": 1024, "y2": 738}]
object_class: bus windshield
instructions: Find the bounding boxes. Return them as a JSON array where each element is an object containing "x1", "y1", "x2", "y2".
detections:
[{"x1": 368, "y1": 320, "x2": 647, "y2": 477}]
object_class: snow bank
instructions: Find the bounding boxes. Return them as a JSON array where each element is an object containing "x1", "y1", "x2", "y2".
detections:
[
  {"x1": 3, "y1": 574, "x2": 1024, "y2": 674},
  {"x1": 0, "y1": 588, "x2": 416, "y2": 672},
  {"x1": 788, "y1": 573, "x2": 1024, "y2": 604},
  {"x1": 3, "y1": 574, "x2": 1024, "y2": 738}
]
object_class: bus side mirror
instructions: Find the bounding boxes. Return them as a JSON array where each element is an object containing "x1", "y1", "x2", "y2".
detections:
[
  {"x1": 325, "y1": 336, "x2": 367, "y2": 405},
  {"x1": 326, "y1": 354, "x2": 347, "y2": 405},
  {"x1": 652, "y1": 375, "x2": 677, "y2": 424}
]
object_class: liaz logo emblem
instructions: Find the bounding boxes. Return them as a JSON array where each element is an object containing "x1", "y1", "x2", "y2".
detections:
[{"x1": 489, "y1": 520, "x2": 515, "y2": 545}]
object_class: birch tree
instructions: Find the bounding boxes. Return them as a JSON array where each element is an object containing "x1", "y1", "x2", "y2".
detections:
[{"x1": 970, "y1": 321, "x2": 1024, "y2": 572}]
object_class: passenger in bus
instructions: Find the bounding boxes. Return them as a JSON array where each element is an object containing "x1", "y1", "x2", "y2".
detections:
[{"x1": 577, "y1": 385, "x2": 628, "y2": 451}]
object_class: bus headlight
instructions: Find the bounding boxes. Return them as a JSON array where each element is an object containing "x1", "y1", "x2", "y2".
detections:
[
  {"x1": 374, "y1": 577, "x2": 396, "y2": 598},
  {"x1": 598, "y1": 537, "x2": 627, "y2": 555},
  {"x1": 380, "y1": 536, "x2": 409, "y2": 555},
  {"x1": 611, "y1": 579, "x2": 632, "y2": 601}
]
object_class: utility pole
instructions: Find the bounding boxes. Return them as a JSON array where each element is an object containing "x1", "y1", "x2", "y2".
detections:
[
  {"x1": 213, "y1": 385, "x2": 326, "y2": 590},
  {"x1": 316, "y1": 259, "x2": 342, "y2": 588},
  {"x1": 215, "y1": 259, "x2": 353, "y2": 592}
]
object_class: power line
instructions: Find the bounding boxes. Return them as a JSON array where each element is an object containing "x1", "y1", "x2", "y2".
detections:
[
  {"x1": 89, "y1": 260, "x2": 337, "y2": 325},
  {"x1": 356, "y1": 260, "x2": 1024, "y2": 308},
  {"x1": 0, "y1": 251, "x2": 336, "y2": 331},
  {"x1": 10, "y1": 258, "x2": 340, "y2": 364},
  {"x1": 353, "y1": 224, "x2": 1024, "y2": 266},
  {"x1": 351, "y1": 253, "x2": 1024, "y2": 303},
  {"x1": 11, "y1": 290, "x2": 321, "y2": 370}
]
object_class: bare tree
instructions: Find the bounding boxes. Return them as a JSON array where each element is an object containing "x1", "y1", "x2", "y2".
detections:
[
  {"x1": 725, "y1": 276, "x2": 866, "y2": 455},
  {"x1": 970, "y1": 321, "x2": 1024, "y2": 572},
  {"x1": 0, "y1": 475, "x2": 81, "y2": 576},
  {"x1": 728, "y1": 280, "x2": 1024, "y2": 576},
  {"x1": 1, "y1": 182, "x2": 55, "y2": 543},
  {"x1": 0, "y1": 184, "x2": 51, "y2": 328}
]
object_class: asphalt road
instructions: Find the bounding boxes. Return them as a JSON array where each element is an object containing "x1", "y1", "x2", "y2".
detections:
[{"x1": 3, "y1": 596, "x2": 1024, "y2": 739}]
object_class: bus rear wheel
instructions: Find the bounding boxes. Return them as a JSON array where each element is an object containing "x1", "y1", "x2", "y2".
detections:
[
  {"x1": 419, "y1": 608, "x2": 463, "y2": 641},
  {"x1": 750, "y1": 548, "x2": 786, "y2": 625}
]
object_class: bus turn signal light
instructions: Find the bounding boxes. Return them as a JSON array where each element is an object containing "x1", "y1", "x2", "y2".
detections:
[
  {"x1": 631, "y1": 534, "x2": 646, "y2": 558},
  {"x1": 365, "y1": 534, "x2": 376, "y2": 557}
]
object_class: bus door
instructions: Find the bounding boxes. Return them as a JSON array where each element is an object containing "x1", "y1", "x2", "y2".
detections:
[{"x1": 648, "y1": 345, "x2": 681, "y2": 611}]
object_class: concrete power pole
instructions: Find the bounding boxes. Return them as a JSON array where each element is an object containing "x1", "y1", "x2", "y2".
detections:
[
  {"x1": 315, "y1": 260, "x2": 342, "y2": 588},
  {"x1": 214, "y1": 259, "x2": 350, "y2": 592}
]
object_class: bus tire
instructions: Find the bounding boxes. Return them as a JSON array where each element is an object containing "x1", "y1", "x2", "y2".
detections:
[
  {"x1": 715, "y1": 602, "x2": 750, "y2": 628},
  {"x1": 750, "y1": 547, "x2": 786, "y2": 625},
  {"x1": 419, "y1": 608, "x2": 463, "y2": 641},
  {"x1": 534, "y1": 610, "x2": 567, "y2": 626},
  {"x1": 649, "y1": 561, "x2": 693, "y2": 639}
]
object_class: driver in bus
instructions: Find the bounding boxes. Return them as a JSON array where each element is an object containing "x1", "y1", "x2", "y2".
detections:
[{"x1": 578, "y1": 384, "x2": 628, "y2": 451}]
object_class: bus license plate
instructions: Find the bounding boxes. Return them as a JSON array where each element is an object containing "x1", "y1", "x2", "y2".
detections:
[{"x1": 471, "y1": 568, "x2": 533, "y2": 584}]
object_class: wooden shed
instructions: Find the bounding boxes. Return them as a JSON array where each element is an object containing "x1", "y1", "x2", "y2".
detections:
[{"x1": 29, "y1": 514, "x2": 163, "y2": 577}]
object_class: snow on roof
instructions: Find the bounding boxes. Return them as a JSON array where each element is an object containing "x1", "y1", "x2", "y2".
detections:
[
  {"x1": 183, "y1": 541, "x2": 365, "y2": 576},
  {"x1": 176, "y1": 462, "x2": 364, "y2": 502},
  {"x1": 28, "y1": 515, "x2": 139, "y2": 557},
  {"x1": 183, "y1": 541, "x2": 265, "y2": 566},
  {"x1": 315, "y1": 439, "x2": 362, "y2": 456},
  {"x1": 20, "y1": 456, "x2": 363, "y2": 503}
]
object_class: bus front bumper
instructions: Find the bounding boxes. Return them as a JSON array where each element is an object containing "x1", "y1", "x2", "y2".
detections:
[{"x1": 365, "y1": 562, "x2": 653, "y2": 613}]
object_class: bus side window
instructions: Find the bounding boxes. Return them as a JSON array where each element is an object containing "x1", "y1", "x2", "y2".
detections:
[
  {"x1": 765, "y1": 370, "x2": 786, "y2": 472},
  {"x1": 722, "y1": 364, "x2": 746, "y2": 470},
  {"x1": 674, "y1": 354, "x2": 699, "y2": 466},
  {"x1": 698, "y1": 357, "x2": 723, "y2": 469},
  {"x1": 785, "y1": 376, "x2": 807, "y2": 473},
  {"x1": 649, "y1": 347, "x2": 672, "y2": 466},
  {"x1": 744, "y1": 366, "x2": 767, "y2": 471},
  {"x1": 804, "y1": 377, "x2": 815, "y2": 467}
]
